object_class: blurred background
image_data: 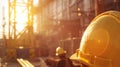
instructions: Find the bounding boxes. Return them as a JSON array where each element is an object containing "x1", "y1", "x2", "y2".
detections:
[{"x1": 0, "y1": 0, "x2": 120, "y2": 67}]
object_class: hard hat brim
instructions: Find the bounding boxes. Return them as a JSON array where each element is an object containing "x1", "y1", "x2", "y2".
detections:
[{"x1": 70, "y1": 53, "x2": 92, "y2": 67}]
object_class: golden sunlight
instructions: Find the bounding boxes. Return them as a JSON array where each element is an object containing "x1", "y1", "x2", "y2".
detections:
[
  {"x1": 15, "y1": 6, "x2": 27, "y2": 33},
  {"x1": 0, "y1": 0, "x2": 39, "y2": 38},
  {"x1": 11, "y1": 0, "x2": 38, "y2": 33},
  {"x1": 15, "y1": 0, "x2": 39, "y2": 32},
  {"x1": 33, "y1": 0, "x2": 39, "y2": 7},
  {"x1": 16, "y1": 24, "x2": 26, "y2": 33}
]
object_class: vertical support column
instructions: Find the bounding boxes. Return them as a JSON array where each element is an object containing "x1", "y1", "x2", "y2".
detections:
[
  {"x1": 27, "y1": 0, "x2": 35, "y2": 59},
  {"x1": 13, "y1": 0, "x2": 16, "y2": 39},
  {"x1": 8, "y1": 0, "x2": 11, "y2": 39},
  {"x1": 28, "y1": 0, "x2": 34, "y2": 48}
]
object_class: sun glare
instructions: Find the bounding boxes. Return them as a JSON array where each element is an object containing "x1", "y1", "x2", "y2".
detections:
[
  {"x1": 0, "y1": 0, "x2": 39, "y2": 38},
  {"x1": 15, "y1": 0, "x2": 39, "y2": 33},
  {"x1": 16, "y1": 7, "x2": 28, "y2": 24},
  {"x1": 33, "y1": 0, "x2": 39, "y2": 7},
  {"x1": 15, "y1": 6, "x2": 27, "y2": 33},
  {"x1": 10, "y1": 0, "x2": 38, "y2": 34},
  {"x1": 16, "y1": 24, "x2": 26, "y2": 32}
]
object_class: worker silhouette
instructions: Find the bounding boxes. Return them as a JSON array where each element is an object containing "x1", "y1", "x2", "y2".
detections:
[{"x1": 56, "y1": 47, "x2": 74, "y2": 67}]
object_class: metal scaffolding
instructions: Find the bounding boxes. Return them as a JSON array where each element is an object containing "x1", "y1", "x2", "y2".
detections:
[{"x1": 7, "y1": 0, "x2": 34, "y2": 60}]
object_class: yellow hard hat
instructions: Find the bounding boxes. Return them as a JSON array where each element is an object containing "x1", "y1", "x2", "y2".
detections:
[
  {"x1": 56, "y1": 47, "x2": 66, "y2": 56},
  {"x1": 70, "y1": 11, "x2": 120, "y2": 67}
]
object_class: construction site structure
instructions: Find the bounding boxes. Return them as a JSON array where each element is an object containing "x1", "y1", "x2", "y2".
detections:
[
  {"x1": 35, "y1": 0, "x2": 95, "y2": 57},
  {"x1": 4, "y1": 0, "x2": 35, "y2": 61}
]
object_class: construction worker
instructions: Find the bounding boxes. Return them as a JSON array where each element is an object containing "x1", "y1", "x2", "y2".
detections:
[
  {"x1": 70, "y1": 11, "x2": 120, "y2": 67},
  {"x1": 56, "y1": 47, "x2": 74, "y2": 67}
]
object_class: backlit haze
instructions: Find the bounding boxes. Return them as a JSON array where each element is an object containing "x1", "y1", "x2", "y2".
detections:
[{"x1": 0, "y1": 0, "x2": 39, "y2": 39}]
